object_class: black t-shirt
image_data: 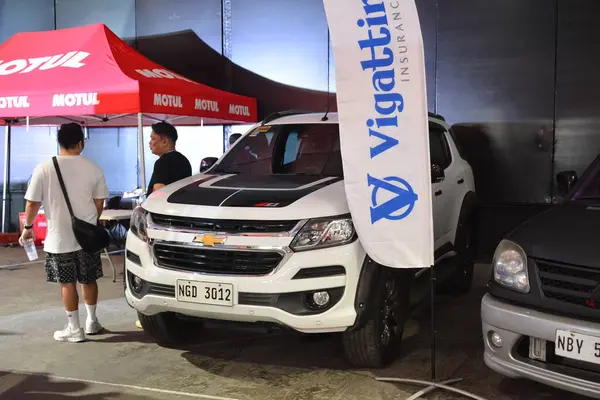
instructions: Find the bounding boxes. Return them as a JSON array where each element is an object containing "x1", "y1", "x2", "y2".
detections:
[{"x1": 147, "y1": 150, "x2": 192, "y2": 196}]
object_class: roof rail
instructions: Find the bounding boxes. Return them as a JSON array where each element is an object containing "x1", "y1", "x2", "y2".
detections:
[
  {"x1": 261, "y1": 110, "x2": 310, "y2": 125},
  {"x1": 428, "y1": 111, "x2": 446, "y2": 121}
]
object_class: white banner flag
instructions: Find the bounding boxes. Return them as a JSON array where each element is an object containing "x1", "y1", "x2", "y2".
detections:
[{"x1": 323, "y1": 0, "x2": 433, "y2": 269}]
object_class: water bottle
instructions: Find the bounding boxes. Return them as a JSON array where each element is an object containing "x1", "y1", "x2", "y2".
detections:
[{"x1": 23, "y1": 238, "x2": 38, "y2": 261}]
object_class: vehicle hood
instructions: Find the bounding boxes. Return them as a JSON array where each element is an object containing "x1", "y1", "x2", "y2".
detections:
[
  {"x1": 507, "y1": 203, "x2": 600, "y2": 267},
  {"x1": 142, "y1": 173, "x2": 349, "y2": 220}
]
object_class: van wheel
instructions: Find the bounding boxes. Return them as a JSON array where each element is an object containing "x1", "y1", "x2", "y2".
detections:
[
  {"x1": 342, "y1": 268, "x2": 412, "y2": 368},
  {"x1": 137, "y1": 311, "x2": 201, "y2": 345}
]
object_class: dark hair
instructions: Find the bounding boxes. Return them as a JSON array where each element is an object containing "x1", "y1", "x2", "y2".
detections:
[
  {"x1": 57, "y1": 123, "x2": 84, "y2": 150},
  {"x1": 229, "y1": 133, "x2": 242, "y2": 145},
  {"x1": 151, "y1": 122, "x2": 178, "y2": 143}
]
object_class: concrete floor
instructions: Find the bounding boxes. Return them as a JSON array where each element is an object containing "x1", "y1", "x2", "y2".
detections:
[{"x1": 0, "y1": 246, "x2": 589, "y2": 400}]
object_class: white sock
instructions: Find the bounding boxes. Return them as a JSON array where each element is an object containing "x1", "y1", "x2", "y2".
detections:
[
  {"x1": 66, "y1": 309, "x2": 80, "y2": 331},
  {"x1": 85, "y1": 304, "x2": 97, "y2": 323}
]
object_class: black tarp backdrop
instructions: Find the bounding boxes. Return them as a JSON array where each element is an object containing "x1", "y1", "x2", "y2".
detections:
[
  {"x1": 554, "y1": 0, "x2": 600, "y2": 190},
  {"x1": 2, "y1": 0, "x2": 600, "y2": 260},
  {"x1": 435, "y1": 0, "x2": 560, "y2": 259}
]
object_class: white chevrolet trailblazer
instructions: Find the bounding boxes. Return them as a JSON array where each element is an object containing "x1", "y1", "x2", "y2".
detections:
[{"x1": 125, "y1": 111, "x2": 477, "y2": 368}]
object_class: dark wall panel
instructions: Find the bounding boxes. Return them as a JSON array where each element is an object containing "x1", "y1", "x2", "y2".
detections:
[
  {"x1": 554, "y1": 0, "x2": 600, "y2": 198},
  {"x1": 416, "y1": 0, "x2": 438, "y2": 112},
  {"x1": 55, "y1": 0, "x2": 135, "y2": 38},
  {"x1": 437, "y1": 0, "x2": 557, "y2": 205},
  {"x1": 0, "y1": 0, "x2": 54, "y2": 42},
  {"x1": 231, "y1": 0, "x2": 329, "y2": 93},
  {"x1": 135, "y1": 0, "x2": 222, "y2": 53}
]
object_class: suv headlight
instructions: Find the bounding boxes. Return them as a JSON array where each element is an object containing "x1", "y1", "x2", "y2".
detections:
[
  {"x1": 290, "y1": 216, "x2": 356, "y2": 251},
  {"x1": 492, "y1": 239, "x2": 530, "y2": 293},
  {"x1": 130, "y1": 206, "x2": 149, "y2": 241}
]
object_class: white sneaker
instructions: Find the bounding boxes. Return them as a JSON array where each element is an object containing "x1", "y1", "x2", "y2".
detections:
[
  {"x1": 85, "y1": 319, "x2": 104, "y2": 335},
  {"x1": 54, "y1": 325, "x2": 85, "y2": 343}
]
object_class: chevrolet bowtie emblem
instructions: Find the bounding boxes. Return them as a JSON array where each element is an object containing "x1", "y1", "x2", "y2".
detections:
[{"x1": 193, "y1": 234, "x2": 226, "y2": 246}]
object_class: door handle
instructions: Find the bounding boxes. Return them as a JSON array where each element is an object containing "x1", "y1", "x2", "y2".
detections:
[
  {"x1": 457, "y1": 178, "x2": 464, "y2": 184},
  {"x1": 435, "y1": 190, "x2": 442, "y2": 196}
]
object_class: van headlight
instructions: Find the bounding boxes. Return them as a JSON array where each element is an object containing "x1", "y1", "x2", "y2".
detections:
[
  {"x1": 130, "y1": 206, "x2": 149, "y2": 241},
  {"x1": 492, "y1": 239, "x2": 530, "y2": 293},
  {"x1": 290, "y1": 217, "x2": 356, "y2": 251}
]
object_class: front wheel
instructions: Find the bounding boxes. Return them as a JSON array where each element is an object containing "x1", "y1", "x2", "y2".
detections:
[
  {"x1": 342, "y1": 266, "x2": 413, "y2": 368},
  {"x1": 445, "y1": 217, "x2": 475, "y2": 295}
]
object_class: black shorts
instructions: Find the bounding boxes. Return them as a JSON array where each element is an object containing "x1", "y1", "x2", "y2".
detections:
[{"x1": 44, "y1": 250, "x2": 103, "y2": 284}]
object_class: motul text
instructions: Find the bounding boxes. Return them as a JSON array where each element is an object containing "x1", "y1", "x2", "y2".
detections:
[
  {"x1": 154, "y1": 93, "x2": 183, "y2": 108},
  {"x1": 0, "y1": 51, "x2": 89, "y2": 76},
  {"x1": 0, "y1": 96, "x2": 30, "y2": 108},
  {"x1": 229, "y1": 104, "x2": 251, "y2": 116},
  {"x1": 52, "y1": 93, "x2": 99, "y2": 107},
  {"x1": 195, "y1": 99, "x2": 219, "y2": 112},
  {"x1": 137, "y1": 69, "x2": 196, "y2": 84}
]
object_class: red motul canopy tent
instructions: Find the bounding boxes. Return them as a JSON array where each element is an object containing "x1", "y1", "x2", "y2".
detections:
[
  {"x1": 0, "y1": 24, "x2": 259, "y2": 230},
  {"x1": 0, "y1": 23, "x2": 257, "y2": 127}
]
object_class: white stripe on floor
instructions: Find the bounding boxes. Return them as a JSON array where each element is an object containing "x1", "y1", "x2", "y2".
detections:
[{"x1": 6, "y1": 369, "x2": 241, "y2": 400}]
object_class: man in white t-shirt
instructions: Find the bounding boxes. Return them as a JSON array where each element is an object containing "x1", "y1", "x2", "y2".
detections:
[{"x1": 19, "y1": 123, "x2": 109, "y2": 343}]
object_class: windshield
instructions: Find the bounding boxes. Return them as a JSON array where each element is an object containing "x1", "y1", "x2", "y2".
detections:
[
  {"x1": 213, "y1": 123, "x2": 343, "y2": 176},
  {"x1": 572, "y1": 161, "x2": 600, "y2": 201}
]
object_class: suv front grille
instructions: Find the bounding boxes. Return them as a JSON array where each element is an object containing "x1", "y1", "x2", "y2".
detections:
[
  {"x1": 153, "y1": 243, "x2": 283, "y2": 275},
  {"x1": 536, "y1": 259, "x2": 600, "y2": 308},
  {"x1": 150, "y1": 213, "x2": 300, "y2": 233}
]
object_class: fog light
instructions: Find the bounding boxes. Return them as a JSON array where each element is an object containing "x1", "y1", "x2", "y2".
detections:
[
  {"x1": 312, "y1": 291, "x2": 330, "y2": 307},
  {"x1": 131, "y1": 275, "x2": 143, "y2": 293},
  {"x1": 490, "y1": 331, "x2": 503, "y2": 348}
]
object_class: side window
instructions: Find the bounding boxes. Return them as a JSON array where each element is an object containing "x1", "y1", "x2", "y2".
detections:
[
  {"x1": 448, "y1": 127, "x2": 467, "y2": 160},
  {"x1": 283, "y1": 131, "x2": 299, "y2": 164},
  {"x1": 265, "y1": 132, "x2": 275, "y2": 145},
  {"x1": 429, "y1": 129, "x2": 452, "y2": 169}
]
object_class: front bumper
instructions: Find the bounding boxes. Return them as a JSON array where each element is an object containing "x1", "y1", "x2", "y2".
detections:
[
  {"x1": 481, "y1": 293, "x2": 600, "y2": 399},
  {"x1": 124, "y1": 231, "x2": 365, "y2": 334}
]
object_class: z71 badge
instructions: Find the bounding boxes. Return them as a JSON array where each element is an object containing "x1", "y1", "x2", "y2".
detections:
[{"x1": 254, "y1": 202, "x2": 280, "y2": 207}]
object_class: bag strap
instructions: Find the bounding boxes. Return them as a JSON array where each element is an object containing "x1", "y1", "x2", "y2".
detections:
[{"x1": 52, "y1": 156, "x2": 75, "y2": 218}]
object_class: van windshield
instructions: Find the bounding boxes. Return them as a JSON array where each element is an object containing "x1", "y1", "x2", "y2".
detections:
[{"x1": 213, "y1": 123, "x2": 343, "y2": 176}]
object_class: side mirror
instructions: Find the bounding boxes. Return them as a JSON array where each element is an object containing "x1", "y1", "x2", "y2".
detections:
[
  {"x1": 557, "y1": 170, "x2": 577, "y2": 197},
  {"x1": 431, "y1": 164, "x2": 445, "y2": 183},
  {"x1": 200, "y1": 157, "x2": 218, "y2": 173}
]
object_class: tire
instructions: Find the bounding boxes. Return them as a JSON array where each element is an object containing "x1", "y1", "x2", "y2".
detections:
[
  {"x1": 342, "y1": 266, "x2": 413, "y2": 368},
  {"x1": 447, "y1": 216, "x2": 475, "y2": 295},
  {"x1": 137, "y1": 311, "x2": 201, "y2": 345}
]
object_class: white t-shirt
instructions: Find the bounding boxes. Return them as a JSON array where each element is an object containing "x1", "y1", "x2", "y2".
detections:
[{"x1": 24, "y1": 155, "x2": 109, "y2": 254}]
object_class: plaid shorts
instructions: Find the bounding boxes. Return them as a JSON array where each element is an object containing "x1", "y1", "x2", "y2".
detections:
[{"x1": 44, "y1": 250, "x2": 103, "y2": 284}]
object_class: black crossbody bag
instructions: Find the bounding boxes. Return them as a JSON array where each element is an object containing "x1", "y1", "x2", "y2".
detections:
[{"x1": 52, "y1": 156, "x2": 109, "y2": 254}]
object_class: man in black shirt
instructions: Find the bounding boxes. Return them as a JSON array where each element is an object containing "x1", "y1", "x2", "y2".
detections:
[
  {"x1": 146, "y1": 122, "x2": 192, "y2": 197},
  {"x1": 136, "y1": 122, "x2": 191, "y2": 330},
  {"x1": 228, "y1": 133, "x2": 242, "y2": 149}
]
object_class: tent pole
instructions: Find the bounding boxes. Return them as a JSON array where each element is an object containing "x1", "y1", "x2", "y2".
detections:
[
  {"x1": 137, "y1": 113, "x2": 147, "y2": 195},
  {"x1": 2, "y1": 123, "x2": 11, "y2": 233}
]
